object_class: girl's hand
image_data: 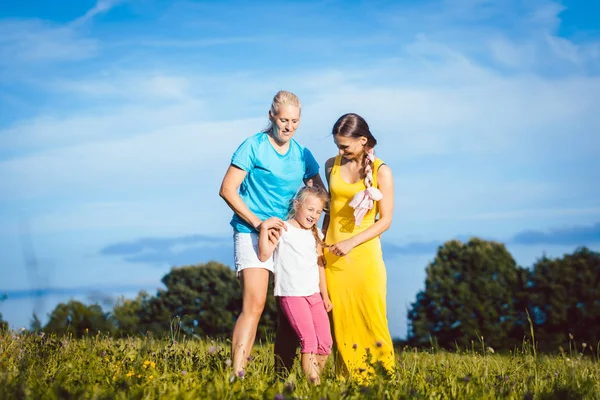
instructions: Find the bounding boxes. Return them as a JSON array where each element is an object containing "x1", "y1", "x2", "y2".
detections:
[
  {"x1": 323, "y1": 297, "x2": 333, "y2": 312},
  {"x1": 268, "y1": 227, "x2": 282, "y2": 244},
  {"x1": 329, "y1": 239, "x2": 355, "y2": 257}
]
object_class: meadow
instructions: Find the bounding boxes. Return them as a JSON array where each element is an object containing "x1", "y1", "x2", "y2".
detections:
[{"x1": 1, "y1": 329, "x2": 599, "y2": 399}]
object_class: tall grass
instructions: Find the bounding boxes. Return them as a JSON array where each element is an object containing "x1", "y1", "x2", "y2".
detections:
[{"x1": 1, "y1": 328, "x2": 599, "y2": 399}]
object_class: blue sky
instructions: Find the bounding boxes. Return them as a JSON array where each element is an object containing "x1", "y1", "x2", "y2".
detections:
[{"x1": 1, "y1": 0, "x2": 599, "y2": 339}]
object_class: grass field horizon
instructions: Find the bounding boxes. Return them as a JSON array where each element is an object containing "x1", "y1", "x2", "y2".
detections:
[{"x1": 2, "y1": 326, "x2": 599, "y2": 400}]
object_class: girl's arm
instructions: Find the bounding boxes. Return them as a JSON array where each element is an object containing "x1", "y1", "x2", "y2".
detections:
[
  {"x1": 317, "y1": 243, "x2": 333, "y2": 312},
  {"x1": 258, "y1": 217, "x2": 282, "y2": 261},
  {"x1": 329, "y1": 164, "x2": 394, "y2": 257}
]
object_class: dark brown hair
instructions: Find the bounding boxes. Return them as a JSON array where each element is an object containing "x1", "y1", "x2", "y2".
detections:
[
  {"x1": 332, "y1": 113, "x2": 378, "y2": 189},
  {"x1": 331, "y1": 113, "x2": 377, "y2": 148}
]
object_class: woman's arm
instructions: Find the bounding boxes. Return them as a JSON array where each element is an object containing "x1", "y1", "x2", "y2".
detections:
[
  {"x1": 321, "y1": 157, "x2": 336, "y2": 237},
  {"x1": 305, "y1": 173, "x2": 325, "y2": 189},
  {"x1": 219, "y1": 165, "x2": 267, "y2": 231},
  {"x1": 329, "y1": 164, "x2": 394, "y2": 256}
]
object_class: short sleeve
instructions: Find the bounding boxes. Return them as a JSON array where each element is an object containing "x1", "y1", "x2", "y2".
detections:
[
  {"x1": 303, "y1": 147, "x2": 319, "y2": 180},
  {"x1": 231, "y1": 136, "x2": 256, "y2": 172}
]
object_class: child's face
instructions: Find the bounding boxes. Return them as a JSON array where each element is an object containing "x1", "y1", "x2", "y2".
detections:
[{"x1": 294, "y1": 195, "x2": 324, "y2": 229}]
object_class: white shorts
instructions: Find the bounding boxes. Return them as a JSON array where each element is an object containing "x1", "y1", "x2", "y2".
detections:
[{"x1": 233, "y1": 231, "x2": 274, "y2": 274}]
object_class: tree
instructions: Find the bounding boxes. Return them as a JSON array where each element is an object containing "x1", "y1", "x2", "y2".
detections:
[
  {"x1": 138, "y1": 261, "x2": 278, "y2": 339},
  {"x1": 0, "y1": 294, "x2": 8, "y2": 332},
  {"x1": 30, "y1": 313, "x2": 42, "y2": 332},
  {"x1": 525, "y1": 247, "x2": 600, "y2": 352},
  {"x1": 407, "y1": 238, "x2": 527, "y2": 350},
  {"x1": 110, "y1": 291, "x2": 150, "y2": 337},
  {"x1": 43, "y1": 300, "x2": 115, "y2": 337}
]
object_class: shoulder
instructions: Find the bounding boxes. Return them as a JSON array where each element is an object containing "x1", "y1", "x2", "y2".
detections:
[
  {"x1": 236, "y1": 132, "x2": 266, "y2": 149},
  {"x1": 374, "y1": 158, "x2": 390, "y2": 171},
  {"x1": 323, "y1": 156, "x2": 336, "y2": 182},
  {"x1": 324, "y1": 156, "x2": 335, "y2": 180},
  {"x1": 250, "y1": 132, "x2": 268, "y2": 145},
  {"x1": 281, "y1": 221, "x2": 294, "y2": 237},
  {"x1": 325, "y1": 156, "x2": 336, "y2": 169},
  {"x1": 325, "y1": 156, "x2": 336, "y2": 172},
  {"x1": 290, "y1": 139, "x2": 313, "y2": 156},
  {"x1": 375, "y1": 161, "x2": 393, "y2": 184}
]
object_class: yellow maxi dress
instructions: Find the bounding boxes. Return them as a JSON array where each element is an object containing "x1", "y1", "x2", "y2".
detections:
[{"x1": 324, "y1": 155, "x2": 395, "y2": 380}]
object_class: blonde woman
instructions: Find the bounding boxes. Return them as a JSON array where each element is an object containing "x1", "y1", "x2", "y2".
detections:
[{"x1": 219, "y1": 90, "x2": 325, "y2": 377}]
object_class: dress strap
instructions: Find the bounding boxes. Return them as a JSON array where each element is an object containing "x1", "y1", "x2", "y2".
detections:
[
  {"x1": 330, "y1": 155, "x2": 342, "y2": 179},
  {"x1": 371, "y1": 158, "x2": 384, "y2": 188}
]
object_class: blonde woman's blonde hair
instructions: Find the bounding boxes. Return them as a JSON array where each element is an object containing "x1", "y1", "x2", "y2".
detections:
[{"x1": 263, "y1": 90, "x2": 302, "y2": 133}]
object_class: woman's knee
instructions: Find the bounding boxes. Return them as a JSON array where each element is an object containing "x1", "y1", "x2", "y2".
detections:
[
  {"x1": 242, "y1": 297, "x2": 266, "y2": 317},
  {"x1": 239, "y1": 268, "x2": 270, "y2": 317}
]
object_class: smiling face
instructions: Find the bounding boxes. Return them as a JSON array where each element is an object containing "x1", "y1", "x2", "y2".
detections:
[
  {"x1": 270, "y1": 104, "x2": 301, "y2": 145},
  {"x1": 334, "y1": 134, "x2": 368, "y2": 161},
  {"x1": 293, "y1": 194, "x2": 325, "y2": 229}
]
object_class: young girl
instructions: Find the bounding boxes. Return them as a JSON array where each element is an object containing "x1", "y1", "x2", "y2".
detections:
[{"x1": 258, "y1": 186, "x2": 333, "y2": 384}]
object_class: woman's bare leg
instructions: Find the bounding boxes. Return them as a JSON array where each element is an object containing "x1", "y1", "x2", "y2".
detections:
[{"x1": 231, "y1": 268, "x2": 270, "y2": 375}]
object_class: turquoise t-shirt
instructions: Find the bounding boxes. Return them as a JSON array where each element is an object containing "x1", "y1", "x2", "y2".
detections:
[{"x1": 230, "y1": 132, "x2": 320, "y2": 233}]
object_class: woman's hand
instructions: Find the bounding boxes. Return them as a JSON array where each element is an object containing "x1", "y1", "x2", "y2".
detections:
[
  {"x1": 257, "y1": 217, "x2": 285, "y2": 232},
  {"x1": 323, "y1": 296, "x2": 333, "y2": 312},
  {"x1": 258, "y1": 217, "x2": 286, "y2": 244},
  {"x1": 329, "y1": 239, "x2": 356, "y2": 257}
]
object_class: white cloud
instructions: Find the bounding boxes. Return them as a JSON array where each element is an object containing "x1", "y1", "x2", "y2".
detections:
[
  {"x1": 71, "y1": 0, "x2": 123, "y2": 26},
  {"x1": 1, "y1": 54, "x2": 598, "y2": 202},
  {"x1": 0, "y1": 116, "x2": 262, "y2": 200},
  {"x1": 0, "y1": 20, "x2": 98, "y2": 64},
  {"x1": 0, "y1": 0, "x2": 121, "y2": 72},
  {"x1": 1, "y1": 0, "x2": 599, "y2": 241}
]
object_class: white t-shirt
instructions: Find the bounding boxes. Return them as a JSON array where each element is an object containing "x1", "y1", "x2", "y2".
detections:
[{"x1": 273, "y1": 221, "x2": 323, "y2": 297}]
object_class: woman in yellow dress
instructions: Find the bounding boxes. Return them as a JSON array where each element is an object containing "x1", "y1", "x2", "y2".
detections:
[{"x1": 323, "y1": 113, "x2": 395, "y2": 380}]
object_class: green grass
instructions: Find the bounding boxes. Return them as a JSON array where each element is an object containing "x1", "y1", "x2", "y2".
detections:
[{"x1": 1, "y1": 330, "x2": 599, "y2": 399}]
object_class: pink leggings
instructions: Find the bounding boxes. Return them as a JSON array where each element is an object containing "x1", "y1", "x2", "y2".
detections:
[{"x1": 278, "y1": 293, "x2": 333, "y2": 355}]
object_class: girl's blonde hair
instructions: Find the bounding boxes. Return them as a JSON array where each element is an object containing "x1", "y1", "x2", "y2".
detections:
[
  {"x1": 263, "y1": 90, "x2": 302, "y2": 133},
  {"x1": 288, "y1": 185, "x2": 329, "y2": 248}
]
